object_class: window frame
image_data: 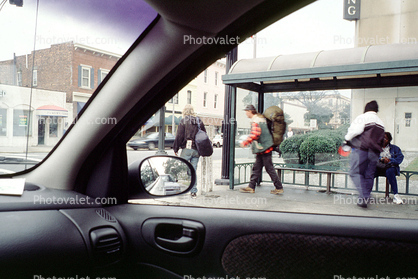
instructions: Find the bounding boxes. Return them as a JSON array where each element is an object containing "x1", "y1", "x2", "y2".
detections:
[
  {"x1": 168, "y1": 93, "x2": 179, "y2": 104},
  {"x1": 78, "y1": 65, "x2": 94, "y2": 89},
  {"x1": 203, "y1": 92, "x2": 208, "y2": 107},
  {"x1": 203, "y1": 69, "x2": 208, "y2": 83},
  {"x1": 32, "y1": 69, "x2": 38, "y2": 87},
  {"x1": 17, "y1": 71, "x2": 22, "y2": 86},
  {"x1": 187, "y1": 90, "x2": 192, "y2": 104}
]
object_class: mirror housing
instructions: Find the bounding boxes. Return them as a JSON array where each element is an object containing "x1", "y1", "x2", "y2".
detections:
[{"x1": 128, "y1": 155, "x2": 196, "y2": 198}]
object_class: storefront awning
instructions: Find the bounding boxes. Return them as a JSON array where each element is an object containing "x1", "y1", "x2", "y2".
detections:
[
  {"x1": 36, "y1": 105, "x2": 68, "y2": 117},
  {"x1": 222, "y1": 43, "x2": 418, "y2": 92}
]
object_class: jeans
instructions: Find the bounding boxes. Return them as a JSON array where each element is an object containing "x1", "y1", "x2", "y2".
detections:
[
  {"x1": 248, "y1": 152, "x2": 283, "y2": 190},
  {"x1": 180, "y1": 148, "x2": 200, "y2": 193},
  {"x1": 375, "y1": 166, "x2": 399, "y2": 194},
  {"x1": 349, "y1": 148, "x2": 379, "y2": 200}
]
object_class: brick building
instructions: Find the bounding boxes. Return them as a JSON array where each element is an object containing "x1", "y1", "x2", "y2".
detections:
[
  {"x1": 0, "y1": 41, "x2": 121, "y2": 119},
  {"x1": 0, "y1": 42, "x2": 120, "y2": 148}
]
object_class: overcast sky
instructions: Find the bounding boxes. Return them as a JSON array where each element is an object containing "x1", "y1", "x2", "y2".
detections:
[
  {"x1": 1, "y1": 0, "x2": 354, "y2": 61},
  {"x1": 238, "y1": 0, "x2": 355, "y2": 59},
  {"x1": 0, "y1": 0, "x2": 154, "y2": 61}
]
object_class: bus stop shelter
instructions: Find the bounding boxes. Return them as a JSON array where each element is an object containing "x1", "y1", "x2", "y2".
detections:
[{"x1": 219, "y1": 43, "x2": 418, "y2": 188}]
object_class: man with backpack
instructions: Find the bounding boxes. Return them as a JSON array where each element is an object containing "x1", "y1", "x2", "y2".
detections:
[
  {"x1": 264, "y1": 105, "x2": 287, "y2": 155},
  {"x1": 239, "y1": 105, "x2": 284, "y2": 195}
]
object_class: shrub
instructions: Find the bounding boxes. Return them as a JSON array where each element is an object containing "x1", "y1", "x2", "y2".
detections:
[
  {"x1": 280, "y1": 134, "x2": 308, "y2": 164},
  {"x1": 312, "y1": 129, "x2": 345, "y2": 151},
  {"x1": 299, "y1": 134, "x2": 337, "y2": 165},
  {"x1": 280, "y1": 128, "x2": 347, "y2": 166}
]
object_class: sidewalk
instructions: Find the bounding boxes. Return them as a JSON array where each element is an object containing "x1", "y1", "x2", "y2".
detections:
[
  {"x1": 0, "y1": 145, "x2": 54, "y2": 153},
  {"x1": 134, "y1": 158, "x2": 418, "y2": 220}
]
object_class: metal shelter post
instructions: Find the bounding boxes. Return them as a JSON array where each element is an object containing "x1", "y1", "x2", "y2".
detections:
[
  {"x1": 228, "y1": 83, "x2": 237, "y2": 189},
  {"x1": 258, "y1": 84, "x2": 264, "y2": 113},
  {"x1": 215, "y1": 47, "x2": 237, "y2": 187}
]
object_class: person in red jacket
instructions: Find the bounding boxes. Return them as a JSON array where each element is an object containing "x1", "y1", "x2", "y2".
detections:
[{"x1": 239, "y1": 105, "x2": 284, "y2": 195}]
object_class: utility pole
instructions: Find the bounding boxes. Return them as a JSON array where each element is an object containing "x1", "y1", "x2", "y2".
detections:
[{"x1": 157, "y1": 106, "x2": 167, "y2": 155}]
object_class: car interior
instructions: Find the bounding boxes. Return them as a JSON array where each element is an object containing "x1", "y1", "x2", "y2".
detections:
[{"x1": 0, "y1": 0, "x2": 417, "y2": 278}]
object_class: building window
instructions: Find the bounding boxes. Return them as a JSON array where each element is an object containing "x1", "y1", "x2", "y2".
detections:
[
  {"x1": 214, "y1": 94, "x2": 218, "y2": 109},
  {"x1": 203, "y1": 92, "x2": 208, "y2": 107},
  {"x1": 78, "y1": 65, "x2": 94, "y2": 89},
  {"x1": 17, "y1": 71, "x2": 22, "y2": 86},
  {"x1": 32, "y1": 70, "x2": 37, "y2": 87},
  {"x1": 204, "y1": 69, "x2": 208, "y2": 83},
  {"x1": 187, "y1": 90, "x2": 192, "y2": 104},
  {"x1": 13, "y1": 109, "x2": 31, "y2": 136},
  {"x1": 169, "y1": 93, "x2": 179, "y2": 104},
  {"x1": 0, "y1": 108, "x2": 7, "y2": 136},
  {"x1": 98, "y1": 69, "x2": 109, "y2": 84},
  {"x1": 49, "y1": 116, "x2": 58, "y2": 137},
  {"x1": 405, "y1": 112, "x2": 412, "y2": 127},
  {"x1": 215, "y1": 71, "x2": 218, "y2": 85},
  {"x1": 82, "y1": 68, "x2": 90, "y2": 87}
]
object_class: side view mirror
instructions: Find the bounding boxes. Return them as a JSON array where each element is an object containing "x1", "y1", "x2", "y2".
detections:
[{"x1": 138, "y1": 155, "x2": 196, "y2": 196}]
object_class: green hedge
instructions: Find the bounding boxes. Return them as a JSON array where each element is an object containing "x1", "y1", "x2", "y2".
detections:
[
  {"x1": 299, "y1": 134, "x2": 337, "y2": 165},
  {"x1": 280, "y1": 134, "x2": 308, "y2": 164},
  {"x1": 280, "y1": 128, "x2": 346, "y2": 165}
]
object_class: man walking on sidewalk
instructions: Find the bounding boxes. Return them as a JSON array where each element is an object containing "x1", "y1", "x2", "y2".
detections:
[{"x1": 239, "y1": 105, "x2": 284, "y2": 195}]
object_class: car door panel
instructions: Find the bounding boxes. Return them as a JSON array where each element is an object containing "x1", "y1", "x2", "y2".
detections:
[{"x1": 109, "y1": 204, "x2": 418, "y2": 278}]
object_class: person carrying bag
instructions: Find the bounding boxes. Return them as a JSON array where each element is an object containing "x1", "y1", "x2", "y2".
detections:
[
  {"x1": 173, "y1": 105, "x2": 210, "y2": 198},
  {"x1": 194, "y1": 117, "x2": 213, "y2": 157}
]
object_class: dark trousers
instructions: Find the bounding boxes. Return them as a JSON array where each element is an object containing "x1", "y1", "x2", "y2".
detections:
[
  {"x1": 349, "y1": 148, "x2": 379, "y2": 200},
  {"x1": 249, "y1": 152, "x2": 283, "y2": 190},
  {"x1": 375, "y1": 166, "x2": 399, "y2": 195}
]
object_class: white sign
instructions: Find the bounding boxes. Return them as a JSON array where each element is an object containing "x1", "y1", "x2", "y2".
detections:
[{"x1": 310, "y1": 119, "x2": 317, "y2": 128}]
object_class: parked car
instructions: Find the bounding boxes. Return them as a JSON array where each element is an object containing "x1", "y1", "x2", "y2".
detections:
[
  {"x1": 0, "y1": 0, "x2": 417, "y2": 279},
  {"x1": 212, "y1": 134, "x2": 223, "y2": 147},
  {"x1": 127, "y1": 132, "x2": 175, "y2": 150},
  {"x1": 146, "y1": 174, "x2": 182, "y2": 195}
]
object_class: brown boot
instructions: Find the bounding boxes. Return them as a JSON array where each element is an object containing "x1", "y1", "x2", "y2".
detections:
[
  {"x1": 239, "y1": 187, "x2": 255, "y2": 193},
  {"x1": 270, "y1": 188, "x2": 284, "y2": 195}
]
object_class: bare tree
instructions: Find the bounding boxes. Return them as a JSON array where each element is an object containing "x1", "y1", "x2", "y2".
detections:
[{"x1": 289, "y1": 90, "x2": 327, "y2": 106}]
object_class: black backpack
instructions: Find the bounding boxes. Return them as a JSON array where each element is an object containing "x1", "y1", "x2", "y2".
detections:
[{"x1": 194, "y1": 117, "x2": 213, "y2": 157}]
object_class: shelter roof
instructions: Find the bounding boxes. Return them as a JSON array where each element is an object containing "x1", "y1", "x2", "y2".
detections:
[{"x1": 223, "y1": 44, "x2": 418, "y2": 92}]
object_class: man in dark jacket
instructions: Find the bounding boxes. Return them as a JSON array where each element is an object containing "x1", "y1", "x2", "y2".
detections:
[
  {"x1": 375, "y1": 132, "x2": 404, "y2": 204},
  {"x1": 239, "y1": 105, "x2": 284, "y2": 195},
  {"x1": 345, "y1": 100, "x2": 385, "y2": 208},
  {"x1": 173, "y1": 105, "x2": 206, "y2": 198}
]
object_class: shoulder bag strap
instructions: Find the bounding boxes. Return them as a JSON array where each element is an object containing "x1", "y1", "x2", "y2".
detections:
[{"x1": 196, "y1": 116, "x2": 202, "y2": 131}]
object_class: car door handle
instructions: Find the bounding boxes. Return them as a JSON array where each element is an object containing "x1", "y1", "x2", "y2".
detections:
[
  {"x1": 142, "y1": 219, "x2": 205, "y2": 255},
  {"x1": 156, "y1": 235, "x2": 195, "y2": 252}
]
